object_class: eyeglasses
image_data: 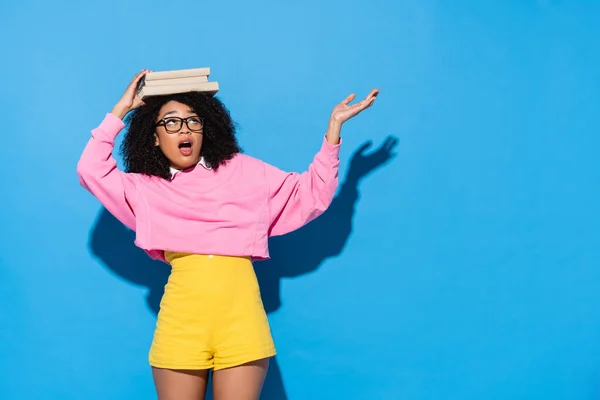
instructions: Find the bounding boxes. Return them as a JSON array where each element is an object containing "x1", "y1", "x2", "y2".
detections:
[{"x1": 156, "y1": 116, "x2": 204, "y2": 133}]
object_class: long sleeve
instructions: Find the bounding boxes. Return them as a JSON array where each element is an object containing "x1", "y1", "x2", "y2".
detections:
[
  {"x1": 77, "y1": 113, "x2": 138, "y2": 231},
  {"x1": 265, "y1": 136, "x2": 341, "y2": 236}
]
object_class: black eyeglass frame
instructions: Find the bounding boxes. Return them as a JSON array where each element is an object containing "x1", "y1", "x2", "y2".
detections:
[{"x1": 156, "y1": 116, "x2": 205, "y2": 133}]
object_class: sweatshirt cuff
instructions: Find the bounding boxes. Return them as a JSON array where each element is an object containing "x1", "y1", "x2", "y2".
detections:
[
  {"x1": 320, "y1": 135, "x2": 342, "y2": 160},
  {"x1": 92, "y1": 113, "x2": 126, "y2": 141}
]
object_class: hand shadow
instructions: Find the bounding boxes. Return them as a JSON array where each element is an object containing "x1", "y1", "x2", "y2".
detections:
[
  {"x1": 88, "y1": 136, "x2": 399, "y2": 400},
  {"x1": 256, "y1": 136, "x2": 398, "y2": 399}
]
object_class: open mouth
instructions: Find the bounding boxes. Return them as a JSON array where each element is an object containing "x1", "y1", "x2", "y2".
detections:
[{"x1": 178, "y1": 139, "x2": 194, "y2": 156}]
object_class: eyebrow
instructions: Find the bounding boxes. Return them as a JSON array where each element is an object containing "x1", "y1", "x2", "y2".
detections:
[{"x1": 161, "y1": 109, "x2": 197, "y2": 118}]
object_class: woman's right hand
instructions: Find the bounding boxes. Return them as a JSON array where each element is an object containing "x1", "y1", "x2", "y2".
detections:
[{"x1": 111, "y1": 69, "x2": 149, "y2": 119}]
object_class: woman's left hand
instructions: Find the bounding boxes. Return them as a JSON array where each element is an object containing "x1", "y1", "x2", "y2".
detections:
[{"x1": 330, "y1": 88, "x2": 380, "y2": 124}]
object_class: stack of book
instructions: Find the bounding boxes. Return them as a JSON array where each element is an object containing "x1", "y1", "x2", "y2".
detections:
[{"x1": 137, "y1": 67, "x2": 219, "y2": 99}]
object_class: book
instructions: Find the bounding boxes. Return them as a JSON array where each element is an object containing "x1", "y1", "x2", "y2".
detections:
[
  {"x1": 144, "y1": 76, "x2": 209, "y2": 87},
  {"x1": 138, "y1": 81, "x2": 219, "y2": 99},
  {"x1": 144, "y1": 67, "x2": 210, "y2": 81}
]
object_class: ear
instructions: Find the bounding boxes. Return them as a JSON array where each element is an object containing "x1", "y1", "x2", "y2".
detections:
[{"x1": 154, "y1": 132, "x2": 160, "y2": 146}]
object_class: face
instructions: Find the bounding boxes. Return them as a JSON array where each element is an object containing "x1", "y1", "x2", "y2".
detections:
[{"x1": 154, "y1": 101, "x2": 204, "y2": 170}]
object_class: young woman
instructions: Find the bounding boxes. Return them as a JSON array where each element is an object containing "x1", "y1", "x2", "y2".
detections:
[{"x1": 77, "y1": 69, "x2": 379, "y2": 400}]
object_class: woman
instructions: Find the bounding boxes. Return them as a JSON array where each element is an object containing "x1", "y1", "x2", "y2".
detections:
[{"x1": 77, "y1": 69, "x2": 379, "y2": 400}]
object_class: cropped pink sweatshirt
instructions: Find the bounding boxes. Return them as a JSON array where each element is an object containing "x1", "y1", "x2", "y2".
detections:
[{"x1": 77, "y1": 113, "x2": 341, "y2": 263}]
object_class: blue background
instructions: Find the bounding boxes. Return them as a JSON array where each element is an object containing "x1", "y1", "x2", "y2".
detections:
[{"x1": 1, "y1": 1, "x2": 599, "y2": 399}]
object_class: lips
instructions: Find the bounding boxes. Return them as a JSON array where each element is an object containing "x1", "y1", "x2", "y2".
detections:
[
  {"x1": 178, "y1": 137, "x2": 194, "y2": 147},
  {"x1": 178, "y1": 138, "x2": 194, "y2": 156}
]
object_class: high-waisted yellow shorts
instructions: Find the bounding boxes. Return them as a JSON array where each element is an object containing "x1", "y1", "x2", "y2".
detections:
[{"x1": 148, "y1": 252, "x2": 276, "y2": 370}]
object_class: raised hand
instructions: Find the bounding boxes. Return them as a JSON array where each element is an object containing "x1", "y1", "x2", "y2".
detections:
[
  {"x1": 325, "y1": 88, "x2": 380, "y2": 145},
  {"x1": 330, "y1": 88, "x2": 379, "y2": 124},
  {"x1": 111, "y1": 69, "x2": 149, "y2": 119}
]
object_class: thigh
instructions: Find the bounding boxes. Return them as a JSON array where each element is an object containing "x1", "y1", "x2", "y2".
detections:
[
  {"x1": 211, "y1": 258, "x2": 276, "y2": 370},
  {"x1": 152, "y1": 367, "x2": 209, "y2": 400},
  {"x1": 149, "y1": 255, "x2": 216, "y2": 370},
  {"x1": 212, "y1": 358, "x2": 269, "y2": 400}
]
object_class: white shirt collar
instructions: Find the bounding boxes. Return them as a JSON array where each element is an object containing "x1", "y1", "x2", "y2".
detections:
[{"x1": 170, "y1": 157, "x2": 211, "y2": 178}]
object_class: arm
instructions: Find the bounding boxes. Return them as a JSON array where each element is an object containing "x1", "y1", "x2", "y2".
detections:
[
  {"x1": 266, "y1": 136, "x2": 341, "y2": 236},
  {"x1": 77, "y1": 113, "x2": 138, "y2": 231},
  {"x1": 77, "y1": 69, "x2": 149, "y2": 231},
  {"x1": 266, "y1": 88, "x2": 380, "y2": 236}
]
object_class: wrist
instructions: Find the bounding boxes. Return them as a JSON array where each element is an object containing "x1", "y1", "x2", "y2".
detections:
[
  {"x1": 110, "y1": 104, "x2": 130, "y2": 120},
  {"x1": 326, "y1": 118, "x2": 342, "y2": 145}
]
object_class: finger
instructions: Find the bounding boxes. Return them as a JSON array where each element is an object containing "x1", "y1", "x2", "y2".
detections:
[
  {"x1": 132, "y1": 96, "x2": 145, "y2": 109},
  {"x1": 134, "y1": 89, "x2": 145, "y2": 102},
  {"x1": 346, "y1": 99, "x2": 374, "y2": 117},
  {"x1": 342, "y1": 93, "x2": 356, "y2": 105},
  {"x1": 126, "y1": 74, "x2": 143, "y2": 93},
  {"x1": 364, "y1": 89, "x2": 379, "y2": 103},
  {"x1": 131, "y1": 70, "x2": 145, "y2": 82},
  {"x1": 356, "y1": 98, "x2": 373, "y2": 111},
  {"x1": 362, "y1": 94, "x2": 377, "y2": 109},
  {"x1": 129, "y1": 70, "x2": 148, "y2": 89},
  {"x1": 346, "y1": 103, "x2": 363, "y2": 114},
  {"x1": 136, "y1": 69, "x2": 149, "y2": 82}
]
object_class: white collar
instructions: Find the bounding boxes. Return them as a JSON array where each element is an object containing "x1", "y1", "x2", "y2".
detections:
[{"x1": 170, "y1": 157, "x2": 211, "y2": 178}]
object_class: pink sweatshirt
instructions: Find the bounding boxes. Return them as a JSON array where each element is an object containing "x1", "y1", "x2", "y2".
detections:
[{"x1": 77, "y1": 113, "x2": 341, "y2": 263}]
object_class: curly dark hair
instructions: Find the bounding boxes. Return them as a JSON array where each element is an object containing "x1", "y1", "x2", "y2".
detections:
[{"x1": 121, "y1": 91, "x2": 241, "y2": 179}]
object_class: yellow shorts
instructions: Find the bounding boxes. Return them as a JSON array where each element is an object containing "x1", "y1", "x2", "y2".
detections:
[{"x1": 148, "y1": 252, "x2": 276, "y2": 370}]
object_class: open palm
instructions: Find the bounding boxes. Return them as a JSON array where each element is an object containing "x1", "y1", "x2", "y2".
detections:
[{"x1": 331, "y1": 88, "x2": 379, "y2": 124}]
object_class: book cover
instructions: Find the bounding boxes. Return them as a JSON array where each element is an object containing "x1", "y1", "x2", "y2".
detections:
[
  {"x1": 144, "y1": 76, "x2": 209, "y2": 86},
  {"x1": 138, "y1": 81, "x2": 219, "y2": 99},
  {"x1": 144, "y1": 67, "x2": 210, "y2": 81}
]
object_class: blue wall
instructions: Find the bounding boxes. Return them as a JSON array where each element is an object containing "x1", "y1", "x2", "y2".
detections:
[{"x1": 2, "y1": 1, "x2": 599, "y2": 399}]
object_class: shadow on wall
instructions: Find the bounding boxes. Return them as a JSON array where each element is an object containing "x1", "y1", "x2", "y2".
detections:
[{"x1": 89, "y1": 137, "x2": 398, "y2": 400}]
